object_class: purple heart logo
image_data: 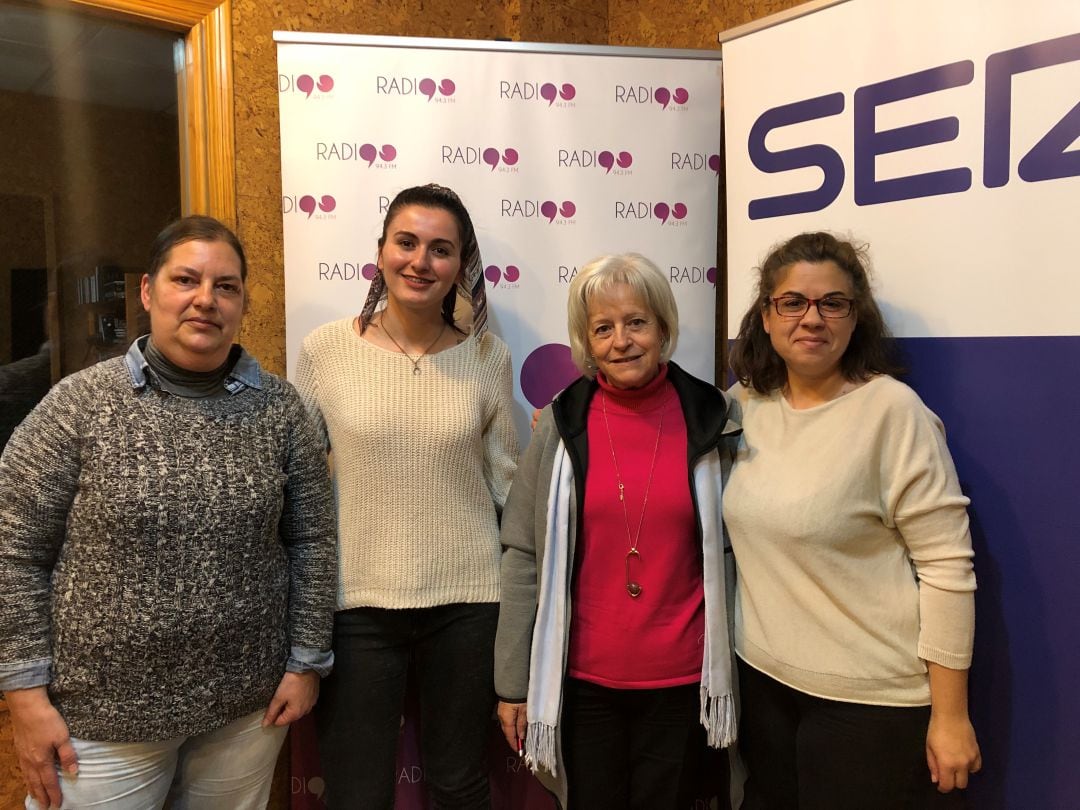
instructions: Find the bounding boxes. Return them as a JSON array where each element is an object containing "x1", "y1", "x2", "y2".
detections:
[
  {"x1": 520, "y1": 343, "x2": 581, "y2": 408},
  {"x1": 362, "y1": 264, "x2": 378, "y2": 281},
  {"x1": 655, "y1": 87, "x2": 671, "y2": 109},
  {"x1": 654, "y1": 202, "x2": 670, "y2": 224},
  {"x1": 317, "y1": 75, "x2": 334, "y2": 92},
  {"x1": 418, "y1": 78, "x2": 437, "y2": 101},
  {"x1": 296, "y1": 74, "x2": 315, "y2": 98}
]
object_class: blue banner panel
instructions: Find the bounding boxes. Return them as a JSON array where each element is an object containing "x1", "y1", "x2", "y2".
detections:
[{"x1": 901, "y1": 335, "x2": 1080, "y2": 809}]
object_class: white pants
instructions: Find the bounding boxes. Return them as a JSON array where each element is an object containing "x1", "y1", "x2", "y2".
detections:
[{"x1": 27, "y1": 710, "x2": 288, "y2": 810}]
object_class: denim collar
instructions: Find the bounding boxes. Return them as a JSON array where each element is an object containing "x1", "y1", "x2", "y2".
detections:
[{"x1": 124, "y1": 335, "x2": 263, "y2": 394}]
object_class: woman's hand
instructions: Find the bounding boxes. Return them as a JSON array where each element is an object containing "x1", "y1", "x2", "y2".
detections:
[
  {"x1": 925, "y1": 662, "x2": 982, "y2": 791},
  {"x1": 497, "y1": 700, "x2": 528, "y2": 755},
  {"x1": 262, "y1": 670, "x2": 320, "y2": 727},
  {"x1": 6, "y1": 686, "x2": 77, "y2": 809},
  {"x1": 926, "y1": 711, "x2": 981, "y2": 791}
]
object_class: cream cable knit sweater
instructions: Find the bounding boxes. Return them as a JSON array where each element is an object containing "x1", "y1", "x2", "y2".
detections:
[
  {"x1": 296, "y1": 317, "x2": 518, "y2": 610},
  {"x1": 724, "y1": 376, "x2": 976, "y2": 706}
]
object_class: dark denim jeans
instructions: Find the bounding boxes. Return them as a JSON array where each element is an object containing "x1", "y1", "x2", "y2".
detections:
[{"x1": 316, "y1": 603, "x2": 498, "y2": 810}]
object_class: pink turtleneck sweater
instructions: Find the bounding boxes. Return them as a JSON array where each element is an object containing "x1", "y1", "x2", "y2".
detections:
[{"x1": 567, "y1": 365, "x2": 705, "y2": 688}]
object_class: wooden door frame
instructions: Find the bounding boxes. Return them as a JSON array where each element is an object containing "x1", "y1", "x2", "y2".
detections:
[{"x1": 64, "y1": 0, "x2": 237, "y2": 226}]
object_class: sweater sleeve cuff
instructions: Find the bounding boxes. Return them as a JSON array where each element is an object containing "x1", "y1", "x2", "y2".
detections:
[
  {"x1": 917, "y1": 642, "x2": 972, "y2": 671},
  {"x1": 0, "y1": 658, "x2": 51, "y2": 692},
  {"x1": 286, "y1": 646, "x2": 334, "y2": 677},
  {"x1": 918, "y1": 584, "x2": 975, "y2": 670}
]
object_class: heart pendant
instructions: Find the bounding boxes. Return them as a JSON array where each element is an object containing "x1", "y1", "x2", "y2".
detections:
[{"x1": 626, "y1": 581, "x2": 642, "y2": 598}]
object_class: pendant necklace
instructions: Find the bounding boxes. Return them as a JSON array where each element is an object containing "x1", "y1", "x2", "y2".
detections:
[
  {"x1": 601, "y1": 391, "x2": 665, "y2": 598},
  {"x1": 377, "y1": 315, "x2": 447, "y2": 375}
]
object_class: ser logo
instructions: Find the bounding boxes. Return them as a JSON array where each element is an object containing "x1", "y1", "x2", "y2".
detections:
[{"x1": 744, "y1": 32, "x2": 1080, "y2": 219}]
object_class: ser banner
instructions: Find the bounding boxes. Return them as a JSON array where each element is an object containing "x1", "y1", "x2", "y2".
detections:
[
  {"x1": 276, "y1": 33, "x2": 723, "y2": 810},
  {"x1": 722, "y1": 0, "x2": 1079, "y2": 338},
  {"x1": 722, "y1": 1, "x2": 1080, "y2": 808},
  {"x1": 277, "y1": 33, "x2": 723, "y2": 442}
]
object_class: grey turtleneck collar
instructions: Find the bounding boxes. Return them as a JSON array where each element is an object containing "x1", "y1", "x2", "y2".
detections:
[{"x1": 144, "y1": 338, "x2": 238, "y2": 399}]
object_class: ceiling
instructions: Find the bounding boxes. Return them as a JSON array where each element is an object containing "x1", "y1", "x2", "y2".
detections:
[{"x1": 0, "y1": 1, "x2": 179, "y2": 115}]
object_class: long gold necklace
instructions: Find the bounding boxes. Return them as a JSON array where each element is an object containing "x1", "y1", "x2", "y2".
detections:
[
  {"x1": 601, "y1": 391, "x2": 665, "y2": 599},
  {"x1": 377, "y1": 314, "x2": 447, "y2": 375}
]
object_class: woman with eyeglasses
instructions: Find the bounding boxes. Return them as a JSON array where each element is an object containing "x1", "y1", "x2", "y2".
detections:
[{"x1": 725, "y1": 232, "x2": 981, "y2": 809}]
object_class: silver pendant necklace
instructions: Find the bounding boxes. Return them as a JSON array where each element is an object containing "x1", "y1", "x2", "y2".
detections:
[
  {"x1": 377, "y1": 315, "x2": 447, "y2": 375},
  {"x1": 601, "y1": 391, "x2": 665, "y2": 598}
]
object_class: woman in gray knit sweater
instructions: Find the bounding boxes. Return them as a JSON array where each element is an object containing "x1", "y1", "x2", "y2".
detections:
[{"x1": 0, "y1": 216, "x2": 337, "y2": 810}]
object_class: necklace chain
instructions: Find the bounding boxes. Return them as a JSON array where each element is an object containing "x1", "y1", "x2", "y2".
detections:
[
  {"x1": 601, "y1": 391, "x2": 665, "y2": 598},
  {"x1": 378, "y1": 315, "x2": 447, "y2": 375}
]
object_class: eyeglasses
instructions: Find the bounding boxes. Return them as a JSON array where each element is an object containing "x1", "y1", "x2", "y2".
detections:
[{"x1": 768, "y1": 295, "x2": 855, "y2": 319}]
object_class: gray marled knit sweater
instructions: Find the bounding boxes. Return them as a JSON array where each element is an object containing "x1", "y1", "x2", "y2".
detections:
[{"x1": 0, "y1": 352, "x2": 336, "y2": 742}]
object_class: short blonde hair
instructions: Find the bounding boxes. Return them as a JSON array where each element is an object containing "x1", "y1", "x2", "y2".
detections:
[{"x1": 566, "y1": 253, "x2": 679, "y2": 377}]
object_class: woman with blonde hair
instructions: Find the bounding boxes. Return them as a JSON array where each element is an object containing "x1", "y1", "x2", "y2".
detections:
[{"x1": 495, "y1": 253, "x2": 740, "y2": 810}]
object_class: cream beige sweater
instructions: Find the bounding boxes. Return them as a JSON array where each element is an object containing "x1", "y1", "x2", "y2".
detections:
[
  {"x1": 723, "y1": 376, "x2": 976, "y2": 706},
  {"x1": 295, "y1": 317, "x2": 518, "y2": 610}
]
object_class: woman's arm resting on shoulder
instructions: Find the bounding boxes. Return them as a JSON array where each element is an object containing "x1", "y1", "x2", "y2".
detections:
[
  {"x1": 925, "y1": 662, "x2": 982, "y2": 791},
  {"x1": 6, "y1": 686, "x2": 77, "y2": 808}
]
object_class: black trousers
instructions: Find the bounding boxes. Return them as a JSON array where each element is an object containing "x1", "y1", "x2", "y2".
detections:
[
  {"x1": 561, "y1": 677, "x2": 703, "y2": 810},
  {"x1": 316, "y1": 603, "x2": 498, "y2": 810},
  {"x1": 737, "y1": 658, "x2": 967, "y2": 810}
]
